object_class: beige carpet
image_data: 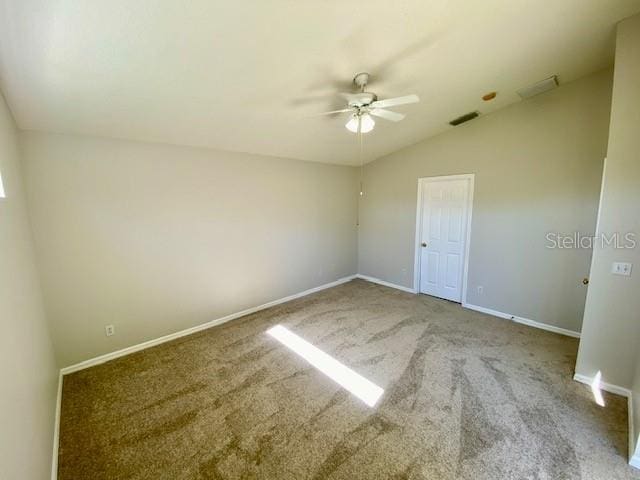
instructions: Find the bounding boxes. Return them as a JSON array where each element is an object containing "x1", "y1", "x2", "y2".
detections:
[{"x1": 58, "y1": 279, "x2": 638, "y2": 479}]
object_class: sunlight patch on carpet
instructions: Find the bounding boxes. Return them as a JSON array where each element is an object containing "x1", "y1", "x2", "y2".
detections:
[{"x1": 267, "y1": 324, "x2": 384, "y2": 407}]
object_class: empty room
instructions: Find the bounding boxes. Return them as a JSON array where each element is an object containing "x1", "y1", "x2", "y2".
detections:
[{"x1": 2, "y1": 1, "x2": 640, "y2": 479}]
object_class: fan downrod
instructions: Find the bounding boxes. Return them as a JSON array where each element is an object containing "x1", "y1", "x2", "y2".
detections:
[{"x1": 353, "y1": 72, "x2": 370, "y2": 92}]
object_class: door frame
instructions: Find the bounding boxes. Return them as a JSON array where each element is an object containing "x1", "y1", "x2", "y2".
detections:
[{"x1": 413, "y1": 174, "x2": 475, "y2": 303}]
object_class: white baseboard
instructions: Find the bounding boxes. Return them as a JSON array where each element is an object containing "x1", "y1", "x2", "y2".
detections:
[
  {"x1": 51, "y1": 370, "x2": 63, "y2": 480},
  {"x1": 355, "y1": 274, "x2": 417, "y2": 294},
  {"x1": 572, "y1": 373, "x2": 631, "y2": 398},
  {"x1": 60, "y1": 275, "x2": 357, "y2": 376},
  {"x1": 462, "y1": 302, "x2": 581, "y2": 338},
  {"x1": 462, "y1": 303, "x2": 512, "y2": 319}
]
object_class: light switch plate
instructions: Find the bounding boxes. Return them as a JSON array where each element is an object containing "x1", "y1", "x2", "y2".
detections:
[{"x1": 612, "y1": 262, "x2": 632, "y2": 276}]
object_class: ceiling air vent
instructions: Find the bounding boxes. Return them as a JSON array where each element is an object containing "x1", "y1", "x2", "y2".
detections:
[
  {"x1": 449, "y1": 111, "x2": 479, "y2": 126},
  {"x1": 517, "y1": 75, "x2": 558, "y2": 99}
]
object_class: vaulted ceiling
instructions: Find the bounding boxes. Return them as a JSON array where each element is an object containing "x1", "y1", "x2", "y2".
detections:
[{"x1": 1, "y1": 1, "x2": 639, "y2": 165}]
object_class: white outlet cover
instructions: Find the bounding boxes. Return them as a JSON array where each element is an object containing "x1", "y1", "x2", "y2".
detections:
[
  {"x1": 611, "y1": 262, "x2": 632, "y2": 276},
  {"x1": 105, "y1": 324, "x2": 115, "y2": 336}
]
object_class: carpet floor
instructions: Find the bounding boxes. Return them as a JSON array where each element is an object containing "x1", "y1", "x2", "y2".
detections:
[{"x1": 58, "y1": 279, "x2": 638, "y2": 479}]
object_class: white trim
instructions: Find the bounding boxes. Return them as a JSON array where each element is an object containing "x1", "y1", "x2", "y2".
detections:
[
  {"x1": 461, "y1": 177, "x2": 474, "y2": 305},
  {"x1": 462, "y1": 302, "x2": 512, "y2": 319},
  {"x1": 413, "y1": 174, "x2": 474, "y2": 303},
  {"x1": 578, "y1": 157, "x2": 607, "y2": 376},
  {"x1": 413, "y1": 181, "x2": 425, "y2": 294},
  {"x1": 572, "y1": 373, "x2": 631, "y2": 398},
  {"x1": 629, "y1": 394, "x2": 639, "y2": 469},
  {"x1": 51, "y1": 370, "x2": 63, "y2": 480},
  {"x1": 60, "y1": 275, "x2": 356, "y2": 375},
  {"x1": 511, "y1": 315, "x2": 580, "y2": 339},
  {"x1": 355, "y1": 274, "x2": 417, "y2": 294},
  {"x1": 594, "y1": 157, "x2": 607, "y2": 238},
  {"x1": 463, "y1": 302, "x2": 581, "y2": 338}
]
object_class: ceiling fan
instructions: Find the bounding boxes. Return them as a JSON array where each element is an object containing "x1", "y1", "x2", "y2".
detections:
[{"x1": 316, "y1": 72, "x2": 420, "y2": 133}]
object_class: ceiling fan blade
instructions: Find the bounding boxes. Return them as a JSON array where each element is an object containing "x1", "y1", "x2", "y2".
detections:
[
  {"x1": 369, "y1": 108, "x2": 405, "y2": 122},
  {"x1": 370, "y1": 94, "x2": 420, "y2": 109},
  {"x1": 309, "y1": 108, "x2": 353, "y2": 117}
]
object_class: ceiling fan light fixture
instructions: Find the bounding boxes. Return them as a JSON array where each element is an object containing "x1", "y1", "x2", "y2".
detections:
[
  {"x1": 345, "y1": 115, "x2": 359, "y2": 133},
  {"x1": 360, "y1": 114, "x2": 375, "y2": 133},
  {"x1": 346, "y1": 113, "x2": 375, "y2": 133}
]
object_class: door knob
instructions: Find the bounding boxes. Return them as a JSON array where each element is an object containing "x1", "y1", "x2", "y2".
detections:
[{"x1": 421, "y1": 242, "x2": 427, "y2": 247}]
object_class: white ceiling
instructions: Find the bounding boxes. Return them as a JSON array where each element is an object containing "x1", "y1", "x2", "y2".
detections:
[{"x1": 1, "y1": 1, "x2": 639, "y2": 165}]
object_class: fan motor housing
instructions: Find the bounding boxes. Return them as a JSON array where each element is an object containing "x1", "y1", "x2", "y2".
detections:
[{"x1": 347, "y1": 92, "x2": 377, "y2": 108}]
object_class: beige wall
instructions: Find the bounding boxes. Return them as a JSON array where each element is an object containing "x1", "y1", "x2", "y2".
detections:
[
  {"x1": 358, "y1": 69, "x2": 613, "y2": 333},
  {"x1": 21, "y1": 132, "x2": 358, "y2": 367},
  {"x1": 0, "y1": 94, "x2": 58, "y2": 477},
  {"x1": 576, "y1": 15, "x2": 640, "y2": 389}
]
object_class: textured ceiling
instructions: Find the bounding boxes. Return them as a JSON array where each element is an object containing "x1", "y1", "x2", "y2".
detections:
[{"x1": 1, "y1": 0, "x2": 639, "y2": 165}]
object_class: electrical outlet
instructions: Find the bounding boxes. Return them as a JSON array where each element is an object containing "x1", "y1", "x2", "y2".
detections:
[
  {"x1": 612, "y1": 262, "x2": 632, "y2": 276},
  {"x1": 477, "y1": 286, "x2": 483, "y2": 295},
  {"x1": 105, "y1": 324, "x2": 115, "y2": 337}
]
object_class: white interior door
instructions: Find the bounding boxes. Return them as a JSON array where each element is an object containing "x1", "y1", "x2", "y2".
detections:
[{"x1": 418, "y1": 177, "x2": 471, "y2": 302}]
